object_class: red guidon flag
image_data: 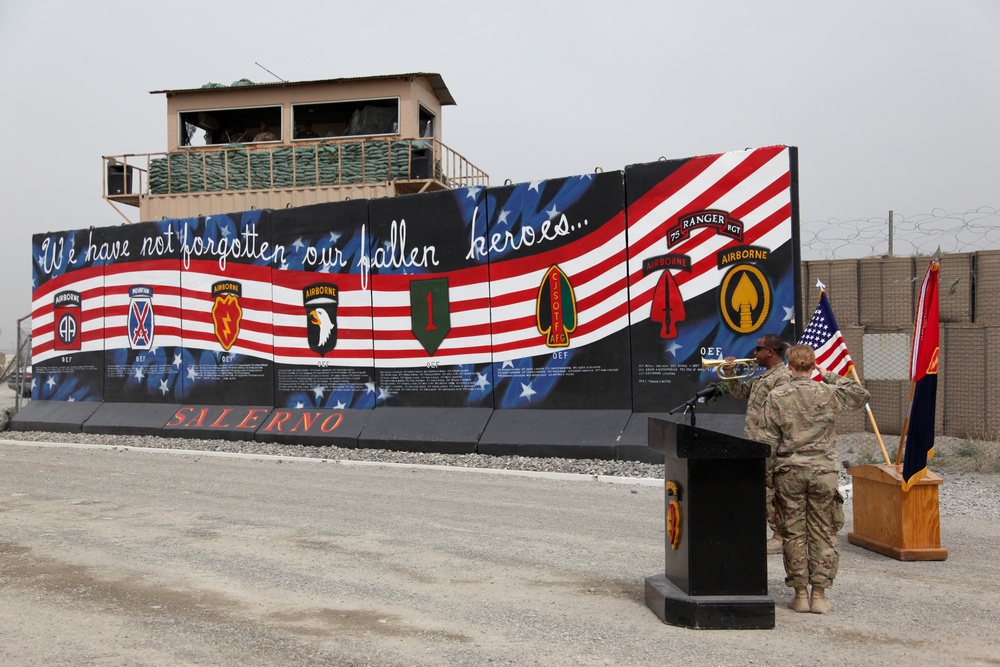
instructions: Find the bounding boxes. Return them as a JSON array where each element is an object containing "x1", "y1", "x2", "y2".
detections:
[{"x1": 901, "y1": 259, "x2": 940, "y2": 491}]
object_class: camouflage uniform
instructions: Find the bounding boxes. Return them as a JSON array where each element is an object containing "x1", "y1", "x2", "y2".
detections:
[
  {"x1": 726, "y1": 363, "x2": 791, "y2": 532},
  {"x1": 758, "y1": 372, "x2": 869, "y2": 589}
]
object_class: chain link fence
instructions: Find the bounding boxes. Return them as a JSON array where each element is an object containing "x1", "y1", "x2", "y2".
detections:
[
  {"x1": 802, "y1": 250, "x2": 1000, "y2": 441},
  {"x1": 1, "y1": 314, "x2": 32, "y2": 424}
]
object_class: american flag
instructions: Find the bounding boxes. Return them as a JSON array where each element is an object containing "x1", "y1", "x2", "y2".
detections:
[{"x1": 798, "y1": 291, "x2": 854, "y2": 377}]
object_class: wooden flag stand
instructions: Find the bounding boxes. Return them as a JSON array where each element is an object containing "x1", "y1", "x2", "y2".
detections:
[{"x1": 846, "y1": 464, "x2": 947, "y2": 561}]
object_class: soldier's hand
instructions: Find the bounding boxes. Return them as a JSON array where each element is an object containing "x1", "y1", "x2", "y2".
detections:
[{"x1": 723, "y1": 355, "x2": 736, "y2": 370}]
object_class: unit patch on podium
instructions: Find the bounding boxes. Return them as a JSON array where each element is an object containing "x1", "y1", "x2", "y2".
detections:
[{"x1": 666, "y1": 480, "x2": 683, "y2": 550}]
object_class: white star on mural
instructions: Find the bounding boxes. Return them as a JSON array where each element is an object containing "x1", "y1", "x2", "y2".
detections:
[
  {"x1": 783, "y1": 305, "x2": 796, "y2": 322},
  {"x1": 497, "y1": 209, "x2": 511, "y2": 225},
  {"x1": 293, "y1": 237, "x2": 306, "y2": 250},
  {"x1": 134, "y1": 367, "x2": 145, "y2": 380},
  {"x1": 502, "y1": 359, "x2": 515, "y2": 369},
  {"x1": 159, "y1": 379, "x2": 170, "y2": 395},
  {"x1": 666, "y1": 341, "x2": 683, "y2": 357},
  {"x1": 579, "y1": 173, "x2": 594, "y2": 181},
  {"x1": 378, "y1": 387, "x2": 393, "y2": 401},
  {"x1": 545, "y1": 204, "x2": 560, "y2": 220},
  {"x1": 186, "y1": 367, "x2": 199, "y2": 381},
  {"x1": 46, "y1": 376, "x2": 56, "y2": 388},
  {"x1": 312, "y1": 386, "x2": 325, "y2": 399},
  {"x1": 519, "y1": 382, "x2": 537, "y2": 401},
  {"x1": 329, "y1": 231, "x2": 341, "y2": 243},
  {"x1": 173, "y1": 353, "x2": 183, "y2": 368},
  {"x1": 220, "y1": 225, "x2": 232, "y2": 238},
  {"x1": 365, "y1": 381, "x2": 376, "y2": 394},
  {"x1": 473, "y1": 373, "x2": 491, "y2": 390},
  {"x1": 295, "y1": 401, "x2": 305, "y2": 409},
  {"x1": 528, "y1": 180, "x2": 543, "y2": 192},
  {"x1": 466, "y1": 186, "x2": 482, "y2": 200},
  {"x1": 67, "y1": 397, "x2": 75, "y2": 402},
  {"x1": 334, "y1": 400, "x2": 347, "y2": 409}
]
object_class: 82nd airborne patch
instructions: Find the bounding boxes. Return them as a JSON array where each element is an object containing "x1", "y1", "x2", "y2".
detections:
[{"x1": 53, "y1": 290, "x2": 82, "y2": 351}]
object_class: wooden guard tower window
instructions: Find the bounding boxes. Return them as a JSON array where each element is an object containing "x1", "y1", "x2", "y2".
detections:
[
  {"x1": 419, "y1": 105, "x2": 436, "y2": 138},
  {"x1": 178, "y1": 105, "x2": 282, "y2": 146},
  {"x1": 292, "y1": 98, "x2": 399, "y2": 140}
]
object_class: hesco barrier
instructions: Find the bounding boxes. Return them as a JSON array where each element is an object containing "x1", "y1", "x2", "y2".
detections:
[{"x1": 802, "y1": 250, "x2": 1000, "y2": 439}]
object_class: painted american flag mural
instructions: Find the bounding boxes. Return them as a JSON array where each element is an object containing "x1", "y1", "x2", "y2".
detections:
[
  {"x1": 29, "y1": 146, "x2": 799, "y2": 412},
  {"x1": 626, "y1": 146, "x2": 800, "y2": 411}
]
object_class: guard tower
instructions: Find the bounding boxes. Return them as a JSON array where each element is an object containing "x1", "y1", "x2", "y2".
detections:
[{"x1": 103, "y1": 72, "x2": 488, "y2": 223}]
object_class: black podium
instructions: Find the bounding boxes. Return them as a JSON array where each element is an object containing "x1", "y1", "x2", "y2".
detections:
[{"x1": 645, "y1": 417, "x2": 775, "y2": 629}]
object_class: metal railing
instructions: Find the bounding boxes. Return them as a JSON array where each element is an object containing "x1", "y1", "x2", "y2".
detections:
[{"x1": 104, "y1": 137, "x2": 488, "y2": 202}]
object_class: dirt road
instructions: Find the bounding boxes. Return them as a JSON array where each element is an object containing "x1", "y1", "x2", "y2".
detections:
[{"x1": 1, "y1": 440, "x2": 998, "y2": 666}]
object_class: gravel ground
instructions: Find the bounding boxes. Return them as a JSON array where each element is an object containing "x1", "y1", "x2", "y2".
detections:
[
  {"x1": 2, "y1": 435, "x2": 998, "y2": 666},
  {"x1": 2, "y1": 429, "x2": 997, "y2": 521}
]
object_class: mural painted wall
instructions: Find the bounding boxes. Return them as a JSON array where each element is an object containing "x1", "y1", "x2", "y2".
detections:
[
  {"x1": 626, "y1": 146, "x2": 799, "y2": 411},
  {"x1": 102, "y1": 220, "x2": 183, "y2": 403},
  {"x1": 368, "y1": 189, "x2": 493, "y2": 408},
  {"x1": 29, "y1": 146, "x2": 800, "y2": 415},
  {"x1": 485, "y1": 172, "x2": 631, "y2": 410},
  {"x1": 31, "y1": 228, "x2": 107, "y2": 401},
  {"x1": 176, "y1": 211, "x2": 277, "y2": 405},
  {"x1": 270, "y1": 200, "x2": 376, "y2": 410}
]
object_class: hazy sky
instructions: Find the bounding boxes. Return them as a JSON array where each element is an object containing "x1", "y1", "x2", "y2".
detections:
[{"x1": 1, "y1": 0, "x2": 997, "y2": 352}]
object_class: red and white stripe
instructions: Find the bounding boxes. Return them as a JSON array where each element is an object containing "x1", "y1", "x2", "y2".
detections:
[{"x1": 627, "y1": 146, "x2": 793, "y2": 324}]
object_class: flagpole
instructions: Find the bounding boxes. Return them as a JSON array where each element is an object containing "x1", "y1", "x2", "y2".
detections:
[
  {"x1": 850, "y1": 365, "x2": 892, "y2": 465},
  {"x1": 801, "y1": 280, "x2": 890, "y2": 464}
]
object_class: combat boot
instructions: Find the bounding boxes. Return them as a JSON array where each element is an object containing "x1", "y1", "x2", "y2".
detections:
[
  {"x1": 766, "y1": 532, "x2": 782, "y2": 555},
  {"x1": 810, "y1": 586, "x2": 830, "y2": 614},
  {"x1": 788, "y1": 587, "x2": 810, "y2": 613}
]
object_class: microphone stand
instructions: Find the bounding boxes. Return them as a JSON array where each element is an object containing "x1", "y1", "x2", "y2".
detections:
[{"x1": 668, "y1": 393, "x2": 702, "y2": 428}]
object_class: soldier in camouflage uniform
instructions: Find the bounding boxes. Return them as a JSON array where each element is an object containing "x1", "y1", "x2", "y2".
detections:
[
  {"x1": 723, "y1": 333, "x2": 791, "y2": 555},
  {"x1": 758, "y1": 344, "x2": 869, "y2": 614}
]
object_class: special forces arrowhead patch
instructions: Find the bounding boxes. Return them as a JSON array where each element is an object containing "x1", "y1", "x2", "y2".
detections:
[
  {"x1": 303, "y1": 283, "x2": 339, "y2": 357},
  {"x1": 211, "y1": 281, "x2": 243, "y2": 351},
  {"x1": 719, "y1": 264, "x2": 771, "y2": 335},
  {"x1": 537, "y1": 265, "x2": 577, "y2": 348},
  {"x1": 128, "y1": 286, "x2": 155, "y2": 350}
]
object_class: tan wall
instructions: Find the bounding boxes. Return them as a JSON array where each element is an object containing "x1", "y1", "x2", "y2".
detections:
[
  {"x1": 806, "y1": 251, "x2": 996, "y2": 439},
  {"x1": 163, "y1": 78, "x2": 442, "y2": 149}
]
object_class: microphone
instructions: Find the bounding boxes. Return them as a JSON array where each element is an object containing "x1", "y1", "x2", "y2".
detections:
[{"x1": 695, "y1": 384, "x2": 720, "y2": 401}]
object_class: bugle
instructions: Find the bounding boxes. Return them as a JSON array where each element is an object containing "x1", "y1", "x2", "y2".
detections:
[{"x1": 701, "y1": 356, "x2": 758, "y2": 379}]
